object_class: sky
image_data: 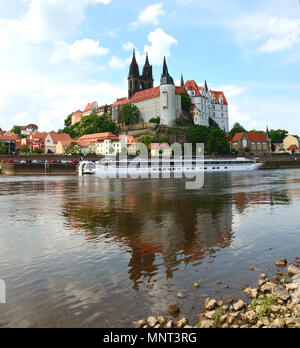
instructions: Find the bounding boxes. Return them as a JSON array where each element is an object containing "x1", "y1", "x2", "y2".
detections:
[{"x1": 0, "y1": 0, "x2": 300, "y2": 133}]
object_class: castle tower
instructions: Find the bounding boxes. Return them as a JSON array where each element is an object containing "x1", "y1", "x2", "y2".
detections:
[
  {"x1": 141, "y1": 53, "x2": 154, "y2": 90},
  {"x1": 160, "y1": 57, "x2": 176, "y2": 126},
  {"x1": 128, "y1": 49, "x2": 141, "y2": 99}
]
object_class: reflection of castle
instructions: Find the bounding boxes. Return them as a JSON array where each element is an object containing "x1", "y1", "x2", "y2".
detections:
[{"x1": 61, "y1": 177, "x2": 235, "y2": 291}]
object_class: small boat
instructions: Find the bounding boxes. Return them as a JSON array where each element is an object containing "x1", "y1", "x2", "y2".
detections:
[{"x1": 77, "y1": 161, "x2": 97, "y2": 175}]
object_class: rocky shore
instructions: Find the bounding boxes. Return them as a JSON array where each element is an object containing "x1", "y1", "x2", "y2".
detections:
[{"x1": 133, "y1": 259, "x2": 300, "y2": 329}]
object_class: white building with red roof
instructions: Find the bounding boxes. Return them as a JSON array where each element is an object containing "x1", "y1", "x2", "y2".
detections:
[
  {"x1": 82, "y1": 101, "x2": 98, "y2": 117},
  {"x1": 112, "y1": 56, "x2": 183, "y2": 127},
  {"x1": 184, "y1": 80, "x2": 229, "y2": 132}
]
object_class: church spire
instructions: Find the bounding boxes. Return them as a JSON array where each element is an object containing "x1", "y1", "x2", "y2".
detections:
[
  {"x1": 181, "y1": 74, "x2": 184, "y2": 87},
  {"x1": 128, "y1": 49, "x2": 140, "y2": 79},
  {"x1": 205, "y1": 80, "x2": 209, "y2": 93},
  {"x1": 160, "y1": 57, "x2": 174, "y2": 85}
]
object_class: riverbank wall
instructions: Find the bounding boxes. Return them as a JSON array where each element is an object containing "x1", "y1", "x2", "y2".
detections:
[
  {"x1": 261, "y1": 160, "x2": 300, "y2": 170},
  {"x1": 0, "y1": 163, "x2": 77, "y2": 175}
]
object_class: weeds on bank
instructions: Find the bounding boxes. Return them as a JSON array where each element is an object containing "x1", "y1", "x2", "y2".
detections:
[{"x1": 257, "y1": 294, "x2": 275, "y2": 321}]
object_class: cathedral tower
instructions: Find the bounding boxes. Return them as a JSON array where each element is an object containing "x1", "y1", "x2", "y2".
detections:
[
  {"x1": 160, "y1": 57, "x2": 176, "y2": 126},
  {"x1": 128, "y1": 49, "x2": 141, "y2": 99},
  {"x1": 141, "y1": 53, "x2": 154, "y2": 90}
]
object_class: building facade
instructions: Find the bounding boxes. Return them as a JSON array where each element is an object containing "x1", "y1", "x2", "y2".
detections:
[
  {"x1": 283, "y1": 135, "x2": 300, "y2": 154},
  {"x1": 231, "y1": 132, "x2": 271, "y2": 156}
]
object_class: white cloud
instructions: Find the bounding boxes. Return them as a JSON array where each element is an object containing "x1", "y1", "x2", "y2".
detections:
[
  {"x1": 51, "y1": 39, "x2": 109, "y2": 63},
  {"x1": 108, "y1": 56, "x2": 131, "y2": 70},
  {"x1": 9, "y1": 0, "x2": 111, "y2": 44},
  {"x1": 131, "y1": 3, "x2": 165, "y2": 28},
  {"x1": 123, "y1": 41, "x2": 135, "y2": 51},
  {"x1": 144, "y1": 28, "x2": 178, "y2": 65},
  {"x1": 259, "y1": 17, "x2": 300, "y2": 53},
  {"x1": 0, "y1": 75, "x2": 127, "y2": 132}
]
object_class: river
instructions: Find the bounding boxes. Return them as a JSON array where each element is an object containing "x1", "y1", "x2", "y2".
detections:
[{"x1": 0, "y1": 170, "x2": 300, "y2": 327}]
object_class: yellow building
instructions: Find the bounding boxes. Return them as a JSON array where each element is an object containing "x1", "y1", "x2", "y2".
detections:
[{"x1": 283, "y1": 135, "x2": 300, "y2": 154}]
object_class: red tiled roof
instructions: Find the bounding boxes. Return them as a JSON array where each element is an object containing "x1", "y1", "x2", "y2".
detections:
[
  {"x1": 48, "y1": 132, "x2": 73, "y2": 144},
  {"x1": 0, "y1": 134, "x2": 19, "y2": 141},
  {"x1": 77, "y1": 132, "x2": 118, "y2": 143},
  {"x1": 83, "y1": 102, "x2": 96, "y2": 113},
  {"x1": 232, "y1": 132, "x2": 268, "y2": 142},
  {"x1": 113, "y1": 86, "x2": 186, "y2": 107},
  {"x1": 126, "y1": 136, "x2": 138, "y2": 145},
  {"x1": 72, "y1": 110, "x2": 83, "y2": 116},
  {"x1": 287, "y1": 145, "x2": 298, "y2": 151}
]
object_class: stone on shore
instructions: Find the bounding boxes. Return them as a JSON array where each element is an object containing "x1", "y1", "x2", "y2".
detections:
[
  {"x1": 165, "y1": 321, "x2": 174, "y2": 328},
  {"x1": 147, "y1": 316, "x2": 157, "y2": 328},
  {"x1": 133, "y1": 320, "x2": 146, "y2": 328},
  {"x1": 288, "y1": 264, "x2": 300, "y2": 277},
  {"x1": 204, "y1": 298, "x2": 217, "y2": 311},
  {"x1": 233, "y1": 300, "x2": 247, "y2": 311},
  {"x1": 275, "y1": 258, "x2": 287, "y2": 268},
  {"x1": 168, "y1": 302, "x2": 180, "y2": 316},
  {"x1": 176, "y1": 317, "x2": 188, "y2": 328},
  {"x1": 271, "y1": 284, "x2": 290, "y2": 301},
  {"x1": 243, "y1": 288, "x2": 258, "y2": 299},
  {"x1": 157, "y1": 316, "x2": 166, "y2": 326}
]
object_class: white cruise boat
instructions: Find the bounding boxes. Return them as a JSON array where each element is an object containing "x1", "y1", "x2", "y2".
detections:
[{"x1": 93, "y1": 157, "x2": 262, "y2": 176}]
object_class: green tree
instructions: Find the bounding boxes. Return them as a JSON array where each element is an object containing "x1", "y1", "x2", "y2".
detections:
[
  {"x1": 269, "y1": 129, "x2": 288, "y2": 144},
  {"x1": 188, "y1": 126, "x2": 210, "y2": 145},
  {"x1": 11, "y1": 126, "x2": 21, "y2": 136},
  {"x1": 208, "y1": 128, "x2": 230, "y2": 155},
  {"x1": 140, "y1": 135, "x2": 152, "y2": 148},
  {"x1": 209, "y1": 117, "x2": 220, "y2": 129},
  {"x1": 0, "y1": 144, "x2": 8, "y2": 154},
  {"x1": 230, "y1": 122, "x2": 247, "y2": 139},
  {"x1": 159, "y1": 136, "x2": 169, "y2": 144},
  {"x1": 21, "y1": 145, "x2": 31, "y2": 154},
  {"x1": 149, "y1": 117, "x2": 160, "y2": 124},
  {"x1": 33, "y1": 147, "x2": 43, "y2": 154},
  {"x1": 180, "y1": 92, "x2": 192, "y2": 111},
  {"x1": 119, "y1": 104, "x2": 140, "y2": 125},
  {"x1": 65, "y1": 142, "x2": 83, "y2": 155},
  {"x1": 64, "y1": 114, "x2": 73, "y2": 128}
]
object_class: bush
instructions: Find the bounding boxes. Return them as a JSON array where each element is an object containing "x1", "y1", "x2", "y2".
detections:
[{"x1": 149, "y1": 117, "x2": 160, "y2": 124}]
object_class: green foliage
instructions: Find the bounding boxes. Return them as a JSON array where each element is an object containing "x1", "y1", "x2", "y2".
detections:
[
  {"x1": 11, "y1": 126, "x2": 21, "y2": 136},
  {"x1": 21, "y1": 145, "x2": 31, "y2": 154},
  {"x1": 149, "y1": 117, "x2": 160, "y2": 124},
  {"x1": 209, "y1": 117, "x2": 220, "y2": 129},
  {"x1": 180, "y1": 92, "x2": 192, "y2": 111},
  {"x1": 0, "y1": 144, "x2": 9, "y2": 154},
  {"x1": 60, "y1": 110, "x2": 116, "y2": 139},
  {"x1": 269, "y1": 129, "x2": 288, "y2": 144},
  {"x1": 257, "y1": 295, "x2": 275, "y2": 321},
  {"x1": 159, "y1": 136, "x2": 169, "y2": 144},
  {"x1": 230, "y1": 122, "x2": 247, "y2": 139},
  {"x1": 64, "y1": 114, "x2": 73, "y2": 128},
  {"x1": 65, "y1": 142, "x2": 83, "y2": 156},
  {"x1": 119, "y1": 104, "x2": 140, "y2": 126},
  {"x1": 33, "y1": 147, "x2": 43, "y2": 154},
  {"x1": 188, "y1": 126, "x2": 230, "y2": 155},
  {"x1": 140, "y1": 135, "x2": 152, "y2": 148}
]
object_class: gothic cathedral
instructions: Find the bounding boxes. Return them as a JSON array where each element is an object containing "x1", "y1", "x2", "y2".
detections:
[{"x1": 128, "y1": 49, "x2": 154, "y2": 99}]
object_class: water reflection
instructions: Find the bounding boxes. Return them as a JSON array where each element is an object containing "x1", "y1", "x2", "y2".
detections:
[{"x1": 1, "y1": 170, "x2": 300, "y2": 327}]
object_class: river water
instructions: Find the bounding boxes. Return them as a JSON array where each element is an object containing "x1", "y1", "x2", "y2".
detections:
[{"x1": 0, "y1": 170, "x2": 300, "y2": 327}]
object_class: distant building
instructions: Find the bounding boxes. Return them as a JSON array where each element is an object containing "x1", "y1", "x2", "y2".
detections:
[
  {"x1": 82, "y1": 102, "x2": 98, "y2": 117},
  {"x1": 230, "y1": 132, "x2": 271, "y2": 156},
  {"x1": 283, "y1": 135, "x2": 300, "y2": 154},
  {"x1": 22, "y1": 132, "x2": 48, "y2": 153},
  {"x1": 71, "y1": 110, "x2": 83, "y2": 126},
  {"x1": 0, "y1": 134, "x2": 18, "y2": 154},
  {"x1": 150, "y1": 143, "x2": 173, "y2": 157},
  {"x1": 14, "y1": 124, "x2": 38, "y2": 136},
  {"x1": 45, "y1": 132, "x2": 73, "y2": 154},
  {"x1": 56, "y1": 139, "x2": 75, "y2": 155}
]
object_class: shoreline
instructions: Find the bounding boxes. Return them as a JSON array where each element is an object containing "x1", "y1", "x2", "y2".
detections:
[{"x1": 133, "y1": 259, "x2": 300, "y2": 329}]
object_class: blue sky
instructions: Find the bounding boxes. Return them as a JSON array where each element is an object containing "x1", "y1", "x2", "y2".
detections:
[{"x1": 0, "y1": 0, "x2": 300, "y2": 133}]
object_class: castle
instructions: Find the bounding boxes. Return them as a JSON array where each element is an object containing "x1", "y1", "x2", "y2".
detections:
[
  {"x1": 71, "y1": 51, "x2": 229, "y2": 131},
  {"x1": 111, "y1": 51, "x2": 229, "y2": 131}
]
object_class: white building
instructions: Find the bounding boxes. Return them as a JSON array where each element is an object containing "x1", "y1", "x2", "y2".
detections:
[{"x1": 185, "y1": 80, "x2": 229, "y2": 132}]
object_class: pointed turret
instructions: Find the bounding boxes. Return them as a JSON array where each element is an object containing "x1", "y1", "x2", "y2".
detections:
[
  {"x1": 160, "y1": 57, "x2": 174, "y2": 85},
  {"x1": 128, "y1": 49, "x2": 140, "y2": 78},
  {"x1": 266, "y1": 126, "x2": 271, "y2": 139},
  {"x1": 180, "y1": 74, "x2": 184, "y2": 87},
  {"x1": 205, "y1": 80, "x2": 209, "y2": 93},
  {"x1": 141, "y1": 52, "x2": 154, "y2": 90}
]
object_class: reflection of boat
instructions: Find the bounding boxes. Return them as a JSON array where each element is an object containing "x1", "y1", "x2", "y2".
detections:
[
  {"x1": 77, "y1": 161, "x2": 97, "y2": 175},
  {"x1": 93, "y1": 157, "x2": 263, "y2": 175}
]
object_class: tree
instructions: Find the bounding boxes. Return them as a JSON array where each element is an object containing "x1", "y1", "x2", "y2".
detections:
[
  {"x1": 269, "y1": 129, "x2": 288, "y2": 144},
  {"x1": 11, "y1": 126, "x2": 21, "y2": 136},
  {"x1": 209, "y1": 117, "x2": 220, "y2": 129},
  {"x1": 64, "y1": 114, "x2": 73, "y2": 128},
  {"x1": 188, "y1": 126, "x2": 210, "y2": 145},
  {"x1": 119, "y1": 104, "x2": 140, "y2": 125},
  {"x1": 65, "y1": 142, "x2": 83, "y2": 155},
  {"x1": 33, "y1": 147, "x2": 43, "y2": 154},
  {"x1": 159, "y1": 136, "x2": 169, "y2": 144},
  {"x1": 149, "y1": 117, "x2": 160, "y2": 124},
  {"x1": 21, "y1": 145, "x2": 31, "y2": 154},
  {"x1": 180, "y1": 92, "x2": 192, "y2": 111},
  {"x1": 230, "y1": 122, "x2": 247, "y2": 139},
  {"x1": 0, "y1": 145, "x2": 8, "y2": 154},
  {"x1": 208, "y1": 128, "x2": 230, "y2": 155}
]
